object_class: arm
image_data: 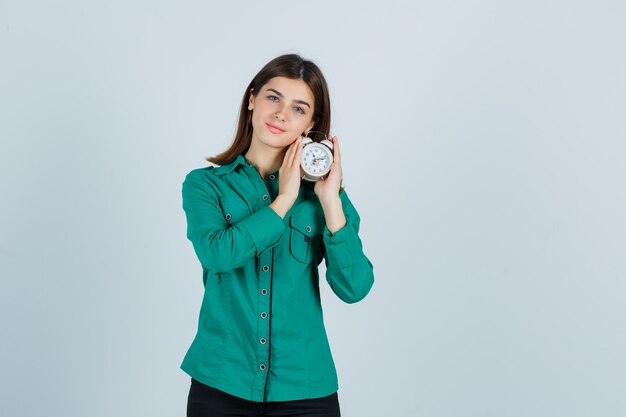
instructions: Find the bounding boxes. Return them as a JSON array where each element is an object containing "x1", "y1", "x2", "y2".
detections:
[
  {"x1": 182, "y1": 170, "x2": 286, "y2": 273},
  {"x1": 319, "y1": 189, "x2": 375, "y2": 304}
]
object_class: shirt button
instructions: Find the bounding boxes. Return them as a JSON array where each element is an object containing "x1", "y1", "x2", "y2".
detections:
[
  {"x1": 261, "y1": 312, "x2": 267, "y2": 318},
  {"x1": 261, "y1": 289, "x2": 268, "y2": 295},
  {"x1": 269, "y1": 174, "x2": 276, "y2": 180},
  {"x1": 262, "y1": 194, "x2": 269, "y2": 201},
  {"x1": 260, "y1": 364, "x2": 266, "y2": 371},
  {"x1": 225, "y1": 214, "x2": 232, "y2": 220},
  {"x1": 305, "y1": 225, "x2": 312, "y2": 232},
  {"x1": 260, "y1": 338, "x2": 267, "y2": 344},
  {"x1": 262, "y1": 265, "x2": 269, "y2": 272}
]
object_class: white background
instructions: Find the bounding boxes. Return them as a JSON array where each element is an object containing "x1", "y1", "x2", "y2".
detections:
[{"x1": 1, "y1": 1, "x2": 625, "y2": 416}]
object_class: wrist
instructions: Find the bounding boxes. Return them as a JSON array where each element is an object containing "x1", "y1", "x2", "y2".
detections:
[
  {"x1": 277, "y1": 193, "x2": 297, "y2": 206},
  {"x1": 270, "y1": 194, "x2": 295, "y2": 219},
  {"x1": 319, "y1": 193, "x2": 342, "y2": 209}
]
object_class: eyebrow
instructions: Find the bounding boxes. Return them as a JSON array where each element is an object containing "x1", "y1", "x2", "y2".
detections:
[{"x1": 266, "y1": 88, "x2": 311, "y2": 109}]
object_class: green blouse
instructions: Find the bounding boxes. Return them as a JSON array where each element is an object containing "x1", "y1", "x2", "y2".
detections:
[{"x1": 180, "y1": 153, "x2": 375, "y2": 402}]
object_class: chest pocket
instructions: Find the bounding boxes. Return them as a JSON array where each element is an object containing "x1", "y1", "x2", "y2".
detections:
[
  {"x1": 289, "y1": 213, "x2": 324, "y2": 264},
  {"x1": 219, "y1": 196, "x2": 251, "y2": 225}
]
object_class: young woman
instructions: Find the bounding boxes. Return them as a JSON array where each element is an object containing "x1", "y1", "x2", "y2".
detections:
[{"x1": 181, "y1": 54, "x2": 375, "y2": 417}]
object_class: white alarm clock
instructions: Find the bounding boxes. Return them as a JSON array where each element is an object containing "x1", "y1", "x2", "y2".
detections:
[{"x1": 300, "y1": 132, "x2": 334, "y2": 182}]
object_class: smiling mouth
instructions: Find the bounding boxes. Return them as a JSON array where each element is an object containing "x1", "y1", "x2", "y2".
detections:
[{"x1": 266, "y1": 123, "x2": 286, "y2": 133}]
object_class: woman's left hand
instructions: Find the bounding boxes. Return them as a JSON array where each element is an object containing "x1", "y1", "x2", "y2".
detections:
[{"x1": 314, "y1": 135, "x2": 343, "y2": 201}]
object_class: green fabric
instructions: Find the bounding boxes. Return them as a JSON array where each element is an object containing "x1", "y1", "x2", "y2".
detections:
[{"x1": 180, "y1": 153, "x2": 375, "y2": 402}]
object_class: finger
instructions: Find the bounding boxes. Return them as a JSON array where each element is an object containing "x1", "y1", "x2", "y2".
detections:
[
  {"x1": 293, "y1": 136, "x2": 303, "y2": 167},
  {"x1": 332, "y1": 136, "x2": 340, "y2": 163},
  {"x1": 283, "y1": 137, "x2": 298, "y2": 167},
  {"x1": 285, "y1": 136, "x2": 298, "y2": 166},
  {"x1": 287, "y1": 136, "x2": 302, "y2": 168}
]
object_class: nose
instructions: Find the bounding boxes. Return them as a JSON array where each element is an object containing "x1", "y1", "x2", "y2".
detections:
[{"x1": 274, "y1": 104, "x2": 287, "y2": 121}]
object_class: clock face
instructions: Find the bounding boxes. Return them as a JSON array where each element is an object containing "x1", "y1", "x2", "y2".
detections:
[{"x1": 302, "y1": 144, "x2": 332, "y2": 176}]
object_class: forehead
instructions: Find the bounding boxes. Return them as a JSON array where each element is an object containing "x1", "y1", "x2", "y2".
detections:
[{"x1": 261, "y1": 76, "x2": 314, "y2": 104}]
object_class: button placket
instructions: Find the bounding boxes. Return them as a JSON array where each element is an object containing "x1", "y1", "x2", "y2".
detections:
[
  {"x1": 247, "y1": 164, "x2": 273, "y2": 208},
  {"x1": 256, "y1": 251, "x2": 272, "y2": 379}
]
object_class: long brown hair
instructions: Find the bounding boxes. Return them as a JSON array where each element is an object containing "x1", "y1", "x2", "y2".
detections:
[{"x1": 206, "y1": 54, "x2": 331, "y2": 165}]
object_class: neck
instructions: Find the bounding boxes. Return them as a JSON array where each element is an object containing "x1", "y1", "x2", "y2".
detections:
[{"x1": 243, "y1": 138, "x2": 284, "y2": 179}]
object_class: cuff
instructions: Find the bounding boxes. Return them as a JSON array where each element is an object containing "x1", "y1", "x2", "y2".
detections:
[{"x1": 322, "y1": 222, "x2": 362, "y2": 269}]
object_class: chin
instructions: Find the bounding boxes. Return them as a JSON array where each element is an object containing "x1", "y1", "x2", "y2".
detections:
[{"x1": 259, "y1": 135, "x2": 291, "y2": 149}]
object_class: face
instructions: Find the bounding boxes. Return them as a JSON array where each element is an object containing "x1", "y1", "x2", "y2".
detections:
[{"x1": 248, "y1": 76, "x2": 316, "y2": 149}]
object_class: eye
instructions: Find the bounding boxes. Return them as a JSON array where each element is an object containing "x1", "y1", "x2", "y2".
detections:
[
  {"x1": 294, "y1": 106, "x2": 305, "y2": 114},
  {"x1": 267, "y1": 95, "x2": 279, "y2": 102}
]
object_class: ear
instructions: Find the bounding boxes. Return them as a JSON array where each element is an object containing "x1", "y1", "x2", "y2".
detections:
[{"x1": 248, "y1": 88, "x2": 255, "y2": 110}]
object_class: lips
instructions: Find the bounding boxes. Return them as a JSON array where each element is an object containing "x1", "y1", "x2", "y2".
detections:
[{"x1": 266, "y1": 123, "x2": 286, "y2": 134}]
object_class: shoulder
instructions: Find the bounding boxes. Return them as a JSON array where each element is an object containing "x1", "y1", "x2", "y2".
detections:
[
  {"x1": 182, "y1": 166, "x2": 222, "y2": 199},
  {"x1": 184, "y1": 165, "x2": 217, "y2": 181},
  {"x1": 183, "y1": 165, "x2": 224, "y2": 188}
]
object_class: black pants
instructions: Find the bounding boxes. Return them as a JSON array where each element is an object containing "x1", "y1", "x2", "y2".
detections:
[{"x1": 187, "y1": 378, "x2": 341, "y2": 417}]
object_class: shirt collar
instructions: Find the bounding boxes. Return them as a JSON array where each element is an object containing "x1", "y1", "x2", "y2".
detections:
[
  {"x1": 214, "y1": 153, "x2": 248, "y2": 176},
  {"x1": 214, "y1": 152, "x2": 280, "y2": 178}
]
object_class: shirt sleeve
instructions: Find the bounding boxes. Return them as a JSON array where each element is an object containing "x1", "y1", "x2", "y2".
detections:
[
  {"x1": 182, "y1": 170, "x2": 286, "y2": 273},
  {"x1": 322, "y1": 189, "x2": 375, "y2": 304}
]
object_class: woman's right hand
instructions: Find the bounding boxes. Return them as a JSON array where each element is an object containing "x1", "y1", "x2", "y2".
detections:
[{"x1": 277, "y1": 136, "x2": 304, "y2": 203}]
